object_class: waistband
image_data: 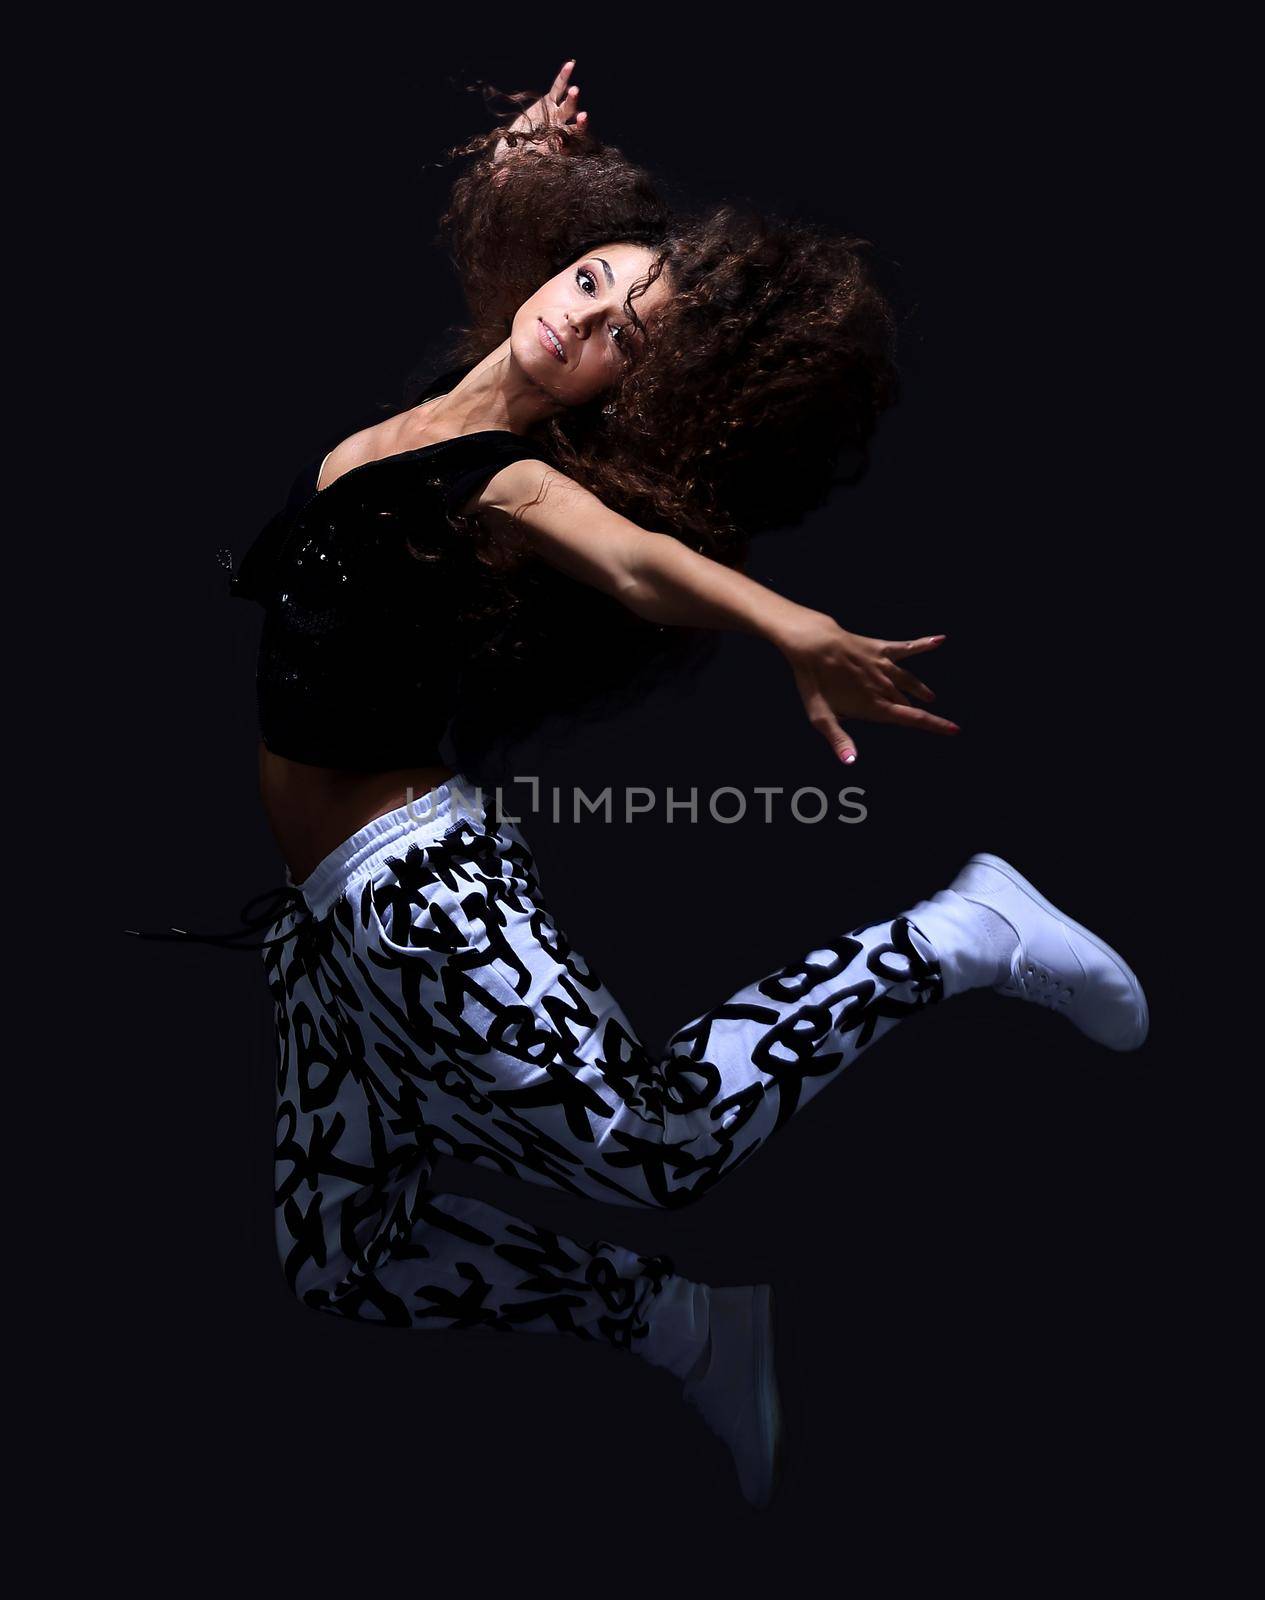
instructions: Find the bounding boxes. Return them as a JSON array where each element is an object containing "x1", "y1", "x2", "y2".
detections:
[{"x1": 295, "y1": 773, "x2": 497, "y2": 920}]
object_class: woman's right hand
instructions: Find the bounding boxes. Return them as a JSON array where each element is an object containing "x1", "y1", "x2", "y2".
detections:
[
  {"x1": 776, "y1": 610, "x2": 959, "y2": 763},
  {"x1": 493, "y1": 58, "x2": 589, "y2": 165}
]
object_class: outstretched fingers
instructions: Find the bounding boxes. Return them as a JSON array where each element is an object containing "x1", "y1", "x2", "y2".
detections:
[
  {"x1": 879, "y1": 701, "x2": 961, "y2": 735},
  {"x1": 546, "y1": 61, "x2": 586, "y2": 128},
  {"x1": 881, "y1": 635, "x2": 945, "y2": 706}
]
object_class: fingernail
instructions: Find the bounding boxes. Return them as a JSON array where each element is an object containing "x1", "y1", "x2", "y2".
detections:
[{"x1": 842, "y1": 751, "x2": 856, "y2": 764}]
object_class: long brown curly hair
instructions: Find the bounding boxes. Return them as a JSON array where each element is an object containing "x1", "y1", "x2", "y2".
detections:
[{"x1": 409, "y1": 86, "x2": 900, "y2": 776}]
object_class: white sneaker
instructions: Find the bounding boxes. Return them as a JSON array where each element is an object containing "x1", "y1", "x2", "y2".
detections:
[
  {"x1": 682, "y1": 1284, "x2": 785, "y2": 1509},
  {"x1": 948, "y1": 852, "x2": 1149, "y2": 1051}
]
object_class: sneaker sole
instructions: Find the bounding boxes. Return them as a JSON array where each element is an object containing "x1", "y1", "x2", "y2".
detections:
[
  {"x1": 965, "y1": 851, "x2": 1149, "y2": 1051},
  {"x1": 752, "y1": 1283, "x2": 786, "y2": 1509}
]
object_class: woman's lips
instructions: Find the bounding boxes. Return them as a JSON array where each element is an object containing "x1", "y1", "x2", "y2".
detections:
[{"x1": 537, "y1": 318, "x2": 566, "y2": 362}]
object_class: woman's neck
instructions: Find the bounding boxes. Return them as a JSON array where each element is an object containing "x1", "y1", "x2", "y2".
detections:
[{"x1": 413, "y1": 341, "x2": 560, "y2": 438}]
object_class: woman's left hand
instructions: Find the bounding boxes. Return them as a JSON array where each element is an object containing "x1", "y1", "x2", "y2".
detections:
[
  {"x1": 776, "y1": 610, "x2": 959, "y2": 763},
  {"x1": 493, "y1": 58, "x2": 589, "y2": 164}
]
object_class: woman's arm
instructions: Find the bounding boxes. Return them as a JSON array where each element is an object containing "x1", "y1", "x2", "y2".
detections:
[{"x1": 475, "y1": 459, "x2": 959, "y2": 762}]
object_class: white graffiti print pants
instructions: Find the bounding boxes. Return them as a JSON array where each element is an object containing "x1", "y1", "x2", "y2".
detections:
[{"x1": 265, "y1": 776, "x2": 948, "y2": 1378}]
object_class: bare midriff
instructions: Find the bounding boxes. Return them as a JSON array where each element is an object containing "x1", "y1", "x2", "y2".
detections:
[{"x1": 259, "y1": 742, "x2": 457, "y2": 885}]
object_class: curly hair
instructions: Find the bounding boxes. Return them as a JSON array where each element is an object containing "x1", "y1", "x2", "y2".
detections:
[{"x1": 407, "y1": 87, "x2": 901, "y2": 777}]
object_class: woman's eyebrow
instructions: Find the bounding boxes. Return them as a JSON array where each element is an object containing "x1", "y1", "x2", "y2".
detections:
[{"x1": 594, "y1": 257, "x2": 616, "y2": 288}]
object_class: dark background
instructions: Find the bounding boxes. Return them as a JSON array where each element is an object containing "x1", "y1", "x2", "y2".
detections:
[{"x1": 102, "y1": 14, "x2": 1202, "y2": 1577}]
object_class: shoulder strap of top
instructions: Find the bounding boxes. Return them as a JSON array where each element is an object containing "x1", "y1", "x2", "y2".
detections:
[{"x1": 426, "y1": 430, "x2": 552, "y2": 519}]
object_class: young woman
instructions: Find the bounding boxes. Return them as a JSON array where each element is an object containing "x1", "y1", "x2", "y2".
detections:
[{"x1": 137, "y1": 63, "x2": 1149, "y2": 1509}]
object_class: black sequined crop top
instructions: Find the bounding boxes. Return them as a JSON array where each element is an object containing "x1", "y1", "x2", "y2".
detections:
[{"x1": 228, "y1": 363, "x2": 550, "y2": 770}]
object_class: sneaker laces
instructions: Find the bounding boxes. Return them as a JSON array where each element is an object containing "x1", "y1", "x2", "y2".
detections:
[{"x1": 1006, "y1": 949, "x2": 1074, "y2": 1009}]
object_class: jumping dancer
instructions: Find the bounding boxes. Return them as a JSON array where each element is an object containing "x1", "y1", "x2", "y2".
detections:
[{"x1": 133, "y1": 62, "x2": 1149, "y2": 1509}]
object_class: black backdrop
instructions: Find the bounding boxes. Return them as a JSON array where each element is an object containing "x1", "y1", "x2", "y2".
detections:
[{"x1": 107, "y1": 17, "x2": 1196, "y2": 1575}]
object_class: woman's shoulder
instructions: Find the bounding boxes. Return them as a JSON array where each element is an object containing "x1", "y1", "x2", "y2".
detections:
[{"x1": 433, "y1": 431, "x2": 556, "y2": 520}]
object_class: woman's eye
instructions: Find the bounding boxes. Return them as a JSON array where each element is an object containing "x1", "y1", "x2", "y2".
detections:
[{"x1": 576, "y1": 266, "x2": 633, "y2": 357}]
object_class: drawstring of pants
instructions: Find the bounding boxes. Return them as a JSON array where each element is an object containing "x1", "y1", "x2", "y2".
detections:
[{"x1": 124, "y1": 883, "x2": 308, "y2": 951}]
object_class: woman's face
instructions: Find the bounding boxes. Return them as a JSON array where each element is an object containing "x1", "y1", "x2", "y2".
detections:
[{"x1": 510, "y1": 242, "x2": 670, "y2": 408}]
